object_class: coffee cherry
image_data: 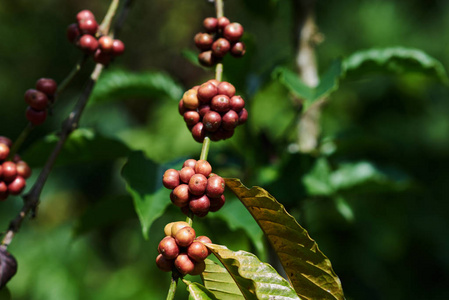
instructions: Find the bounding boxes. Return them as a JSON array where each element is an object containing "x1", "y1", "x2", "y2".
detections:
[
  {"x1": 170, "y1": 221, "x2": 190, "y2": 237},
  {"x1": 198, "y1": 104, "x2": 211, "y2": 117},
  {"x1": 194, "y1": 160, "x2": 212, "y2": 177},
  {"x1": 67, "y1": 23, "x2": 81, "y2": 43},
  {"x1": 238, "y1": 108, "x2": 248, "y2": 124},
  {"x1": 0, "y1": 182, "x2": 8, "y2": 201},
  {"x1": 178, "y1": 99, "x2": 187, "y2": 116},
  {"x1": 229, "y1": 95, "x2": 245, "y2": 112},
  {"x1": 195, "y1": 236, "x2": 212, "y2": 255},
  {"x1": 189, "y1": 260, "x2": 206, "y2": 276},
  {"x1": 2, "y1": 162, "x2": 16, "y2": 183},
  {"x1": 0, "y1": 137, "x2": 12, "y2": 148},
  {"x1": 189, "y1": 174, "x2": 208, "y2": 196},
  {"x1": 206, "y1": 175, "x2": 225, "y2": 198},
  {"x1": 36, "y1": 78, "x2": 57, "y2": 97},
  {"x1": 170, "y1": 184, "x2": 190, "y2": 207},
  {"x1": 78, "y1": 18, "x2": 98, "y2": 35},
  {"x1": 217, "y1": 82, "x2": 236, "y2": 98},
  {"x1": 158, "y1": 236, "x2": 180, "y2": 259},
  {"x1": 174, "y1": 253, "x2": 195, "y2": 275},
  {"x1": 194, "y1": 33, "x2": 214, "y2": 51},
  {"x1": 223, "y1": 23, "x2": 244, "y2": 42},
  {"x1": 217, "y1": 17, "x2": 230, "y2": 30},
  {"x1": 198, "y1": 51, "x2": 218, "y2": 67},
  {"x1": 209, "y1": 194, "x2": 226, "y2": 212},
  {"x1": 175, "y1": 226, "x2": 196, "y2": 247},
  {"x1": 183, "y1": 159, "x2": 197, "y2": 169},
  {"x1": 182, "y1": 89, "x2": 200, "y2": 110},
  {"x1": 24, "y1": 89, "x2": 48, "y2": 111},
  {"x1": 207, "y1": 79, "x2": 220, "y2": 87},
  {"x1": 162, "y1": 169, "x2": 180, "y2": 189},
  {"x1": 203, "y1": 111, "x2": 221, "y2": 132},
  {"x1": 187, "y1": 241, "x2": 209, "y2": 262},
  {"x1": 211, "y1": 38, "x2": 231, "y2": 58},
  {"x1": 164, "y1": 222, "x2": 174, "y2": 236},
  {"x1": 230, "y1": 42, "x2": 246, "y2": 57},
  {"x1": 79, "y1": 34, "x2": 99, "y2": 53},
  {"x1": 183, "y1": 111, "x2": 200, "y2": 126},
  {"x1": 156, "y1": 254, "x2": 174, "y2": 272},
  {"x1": 189, "y1": 195, "x2": 210, "y2": 217},
  {"x1": 8, "y1": 176, "x2": 25, "y2": 195},
  {"x1": 93, "y1": 49, "x2": 112, "y2": 65},
  {"x1": 26, "y1": 107, "x2": 47, "y2": 125},
  {"x1": 203, "y1": 17, "x2": 218, "y2": 33},
  {"x1": 76, "y1": 10, "x2": 95, "y2": 22},
  {"x1": 191, "y1": 122, "x2": 206, "y2": 143},
  {"x1": 179, "y1": 167, "x2": 196, "y2": 184},
  {"x1": 211, "y1": 95, "x2": 230, "y2": 112},
  {"x1": 0, "y1": 143, "x2": 9, "y2": 161},
  {"x1": 222, "y1": 110, "x2": 239, "y2": 130},
  {"x1": 198, "y1": 82, "x2": 218, "y2": 103},
  {"x1": 16, "y1": 161, "x2": 31, "y2": 179},
  {"x1": 111, "y1": 39, "x2": 125, "y2": 56}
]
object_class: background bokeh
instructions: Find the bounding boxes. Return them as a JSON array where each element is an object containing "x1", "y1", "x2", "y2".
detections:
[{"x1": 0, "y1": 0, "x2": 448, "y2": 299}]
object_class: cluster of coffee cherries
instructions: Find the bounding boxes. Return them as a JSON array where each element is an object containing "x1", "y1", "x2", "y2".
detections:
[
  {"x1": 66, "y1": 10, "x2": 125, "y2": 65},
  {"x1": 163, "y1": 159, "x2": 225, "y2": 217},
  {"x1": 0, "y1": 137, "x2": 32, "y2": 201},
  {"x1": 194, "y1": 17, "x2": 246, "y2": 67},
  {"x1": 24, "y1": 78, "x2": 57, "y2": 125},
  {"x1": 179, "y1": 80, "x2": 248, "y2": 142},
  {"x1": 156, "y1": 221, "x2": 212, "y2": 276}
]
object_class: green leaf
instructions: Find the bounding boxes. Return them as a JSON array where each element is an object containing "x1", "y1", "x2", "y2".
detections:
[
  {"x1": 343, "y1": 47, "x2": 448, "y2": 83},
  {"x1": 225, "y1": 178, "x2": 345, "y2": 300},
  {"x1": 183, "y1": 279, "x2": 219, "y2": 300},
  {"x1": 22, "y1": 128, "x2": 131, "y2": 168},
  {"x1": 201, "y1": 259, "x2": 245, "y2": 300},
  {"x1": 90, "y1": 69, "x2": 184, "y2": 104},
  {"x1": 182, "y1": 49, "x2": 202, "y2": 68},
  {"x1": 121, "y1": 151, "x2": 171, "y2": 238},
  {"x1": 302, "y1": 158, "x2": 334, "y2": 196},
  {"x1": 334, "y1": 196, "x2": 354, "y2": 222},
  {"x1": 206, "y1": 244, "x2": 301, "y2": 300}
]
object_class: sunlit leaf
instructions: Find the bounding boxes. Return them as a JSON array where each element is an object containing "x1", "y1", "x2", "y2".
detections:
[
  {"x1": 225, "y1": 178, "x2": 345, "y2": 300},
  {"x1": 183, "y1": 279, "x2": 219, "y2": 300},
  {"x1": 206, "y1": 244, "x2": 300, "y2": 300},
  {"x1": 302, "y1": 157, "x2": 334, "y2": 196},
  {"x1": 201, "y1": 259, "x2": 244, "y2": 300},
  {"x1": 121, "y1": 151, "x2": 171, "y2": 238}
]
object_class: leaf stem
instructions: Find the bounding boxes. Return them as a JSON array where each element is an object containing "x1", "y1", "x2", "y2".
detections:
[
  {"x1": 56, "y1": 55, "x2": 88, "y2": 97},
  {"x1": 166, "y1": 273, "x2": 179, "y2": 300}
]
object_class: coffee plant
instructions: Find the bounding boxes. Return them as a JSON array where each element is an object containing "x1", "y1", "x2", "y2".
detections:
[{"x1": 1, "y1": 0, "x2": 449, "y2": 299}]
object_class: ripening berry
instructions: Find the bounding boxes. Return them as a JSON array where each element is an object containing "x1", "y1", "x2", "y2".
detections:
[
  {"x1": 203, "y1": 111, "x2": 221, "y2": 132},
  {"x1": 178, "y1": 99, "x2": 187, "y2": 116},
  {"x1": 26, "y1": 107, "x2": 47, "y2": 125},
  {"x1": 98, "y1": 36, "x2": 114, "y2": 53},
  {"x1": 67, "y1": 23, "x2": 81, "y2": 43},
  {"x1": 164, "y1": 222, "x2": 175, "y2": 236},
  {"x1": 79, "y1": 34, "x2": 99, "y2": 53},
  {"x1": 189, "y1": 174, "x2": 208, "y2": 196},
  {"x1": 24, "y1": 89, "x2": 48, "y2": 111},
  {"x1": 156, "y1": 254, "x2": 174, "y2": 272},
  {"x1": 206, "y1": 175, "x2": 225, "y2": 198},
  {"x1": 211, "y1": 95, "x2": 230, "y2": 112},
  {"x1": 2, "y1": 162, "x2": 17, "y2": 183},
  {"x1": 16, "y1": 161, "x2": 31, "y2": 179},
  {"x1": 195, "y1": 235, "x2": 212, "y2": 245},
  {"x1": 170, "y1": 184, "x2": 190, "y2": 207},
  {"x1": 238, "y1": 108, "x2": 248, "y2": 124},
  {"x1": 230, "y1": 42, "x2": 246, "y2": 57},
  {"x1": 174, "y1": 253, "x2": 195, "y2": 275},
  {"x1": 187, "y1": 241, "x2": 209, "y2": 262},
  {"x1": 217, "y1": 82, "x2": 236, "y2": 98},
  {"x1": 0, "y1": 143, "x2": 9, "y2": 161},
  {"x1": 175, "y1": 226, "x2": 196, "y2": 247},
  {"x1": 194, "y1": 160, "x2": 212, "y2": 177},
  {"x1": 183, "y1": 159, "x2": 197, "y2": 169},
  {"x1": 194, "y1": 33, "x2": 214, "y2": 51},
  {"x1": 229, "y1": 95, "x2": 245, "y2": 112},
  {"x1": 223, "y1": 23, "x2": 244, "y2": 42},
  {"x1": 162, "y1": 169, "x2": 180, "y2": 189},
  {"x1": 179, "y1": 167, "x2": 196, "y2": 184},
  {"x1": 211, "y1": 38, "x2": 231, "y2": 58},
  {"x1": 182, "y1": 89, "x2": 200, "y2": 110},
  {"x1": 209, "y1": 194, "x2": 226, "y2": 212},
  {"x1": 170, "y1": 221, "x2": 190, "y2": 237},
  {"x1": 189, "y1": 195, "x2": 210, "y2": 217},
  {"x1": 198, "y1": 51, "x2": 218, "y2": 67},
  {"x1": 36, "y1": 78, "x2": 57, "y2": 97},
  {"x1": 191, "y1": 122, "x2": 206, "y2": 143},
  {"x1": 76, "y1": 10, "x2": 95, "y2": 22},
  {"x1": 111, "y1": 39, "x2": 125, "y2": 56},
  {"x1": 0, "y1": 137, "x2": 12, "y2": 148},
  {"x1": 189, "y1": 260, "x2": 206, "y2": 275},
  {"x1": 198, "y1": 104, "x2": 211, "y2": 117},
  {"x1": 7, "y1": 176, "x2": 26, "y2": 195},
  {"x1": 197, "y1": 82, "x2": 218, "y2": 103},
  {"x1": 217, "y1": 17, "x2": 230, "y2": 30},
  {"x1": 158, "y1": 236, "x2": 180, "y2": 259},
  {"x1": 222, "y1": 110, "x2": 239, "y2": 130},
  {"x1": 78, "y1": 18, "x2": 98, "y2": 35},
  {"x1": 183, "y1": 111, "x2": 200, "y2": 126},
  {"x1": 207, "y1": 79, "x2": 220, "y2": 87},
  {"x1": 203, "y1": 17, "x2": 218, "y2": 33}
]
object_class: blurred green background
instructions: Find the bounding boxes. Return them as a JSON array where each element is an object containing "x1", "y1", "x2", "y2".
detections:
[{"x1": 1, "y1": 0, "x2": 449, "y2": 299}]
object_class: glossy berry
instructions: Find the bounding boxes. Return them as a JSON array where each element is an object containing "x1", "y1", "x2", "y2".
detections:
[
  {"x1": 111, "y1": 39, "x2": 125, "y2": 56},
  {"x1": 162, "y1": 169, "x2": 180, "y2": 189},
  {"x1": 206, "y1": 175, "x2": 225, "y2": 198},
  {"x1": 194, "y1": 160, "x2": 212, "y2": 177},
  {"x1": 158, "y1": 236, "x2": 180, "y2": 259},
  {"x1": 187, "y1": 242, "x2": 209, "y2": 262},
  {"x1": 211, "y1": 38, "x2": 231, "y2": 58},
  {"x1": 230, "y1": 42, "x2": 246, "y2": 57},
  {"x1": 67, "y1": 23, "x2": 80, "y2": 43},
  {"x1": 0, "y1": 137, "x2": 12, "y2": 148},
  {"x1": 79, "y1": 34, "x2": 99, "y2": 53},
  {"x1": 209, "y1": 194, "x2": 226, "y2": 212},
  {"x1": 182, "y1": 89, "x2": 200, "y2": 110},
  {"x1": 76, "y1": 10, "x2": 95, "y2": 22},
  {"x1": 194, "y1": 33, "x2": 214, "y2": 51},
  {"x1": 189, "y1": 261, "x2": 206, "y2": 275},
  {"x1": 170, "y1": 221, "x2": 190, "y2": 237},
  {"x1": 197, "y1": 82, "x2": 218, "y2": 103},
  {"x1": 238, "y1": 108, "x2": 248, "y2": 124},
  {"x1": 16, "y1": 161, "x2": 31, "y2": 179},
  {"x1": 78, "y1": 18, "x2": 98, "y2": 35},
  {"x1": 188, "y1": 174, "x2": 208, "y2": 196},
  {"x1": 24, "y1": 89, "x2": 48, "y2": 111},
  {"x1": 198, "y1": 51, "x2": 218, "y2": 67},
  {"x1": 207, "y1": 79, "x2": 220, "y2": 87},
  {"x1": 198, "y1": 104, "x2": 211, "y2": 117},
  {"x1": 170, "y1": 184, "x2": 190, "y2": 207},
  {"x1": 174, "y1": 253, "x2": 195, "y2": 275},
  {"x1": 98, "y1": 36, "x2": 114, "y2": 53},
  {"x1": 36, "y1": 78, "x2": 57, "y2": 97},
  {"x1": 156, "y1": 254, "x2": 174, "y2": 272},
  {"x1": 203, "y1": 17, "x2": 218, "y2": 33},
  {"x1": 7, "y1": 176, "x2": 26, "y2": 195},
  {"x1": 183, "y1": 111, "x2": 200, "y2": 126},
  {"x1": 178, "y1": 99, "x2": 187, "y2": 116},
  {"x1": 179, "y1": 167, "x2": 196, "y2": 184},
  {"x1": 223, "y1": 23, "x2": 244, "y2": 42},
  {"x1": 0, "y1": 144, "x2": 9, "y2": 161},
  {"x1": 175, "y1": 226, "x2": 196, "y2": 247},
  {"x1": 221, "y1": 110, "x2": 239, "y2": 130},
  {"x1": 191, "y1": 122, "x2": 206, "y2": 143},
  {"x1": 26, "y1": 107, "x2": 47, "y2": 125},
  {"x1": 195, "y1": 235, "x2": 212, "y2": 245},
  {"x1": 229, "y1": 95, "x2": 245, "y2": 112},
  {"x1": 217, "y1": 82, "x2": 236, "y2": 98},
  {"x1": 183, "y1": 159, "x2": 197, "y2": 169},
  {"x1": 189, "y1": 195, "x2": 210, "y2": 217},
  {"x1": 211, "y1": 95, "x2": 230, "y2": 112},
  {"x1": 203, "y1": 111, "x2": 221, "y2": 132},
  {"x1": 2, "y1": 162, "x2": 16, "y2": 183},
  {"x1": 217, "y1": 17, "x2": 230, "y2": 30}
]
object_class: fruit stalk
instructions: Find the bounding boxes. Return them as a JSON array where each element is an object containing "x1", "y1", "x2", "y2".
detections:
[
  {"x1": 166, "y1": 272, "x2": 179, "y2": 300},
  {"x1": 214, "y1": 0, "x2": 224, "y2": 82}
]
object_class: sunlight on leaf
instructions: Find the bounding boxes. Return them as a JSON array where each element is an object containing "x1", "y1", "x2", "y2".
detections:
[{"x1": 201, "y1": 259, "x2": 244, "y2": 300}]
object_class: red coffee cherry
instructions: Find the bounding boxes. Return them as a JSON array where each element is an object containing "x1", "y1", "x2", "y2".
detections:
[
  {"x1": 111, "y1": 39, "x2": 125, "y2": 56},
  {"x1": 183, "y1": 159, "x2": 197, "y2": 169},
  {"x1": 209, "y1": 194, "x2": 226, "y2": 212},
  {"x1": 36, "y1": 78, "x2": 57, "y2": 97},
  {"x1": 0, "y1": 143, "x2": 9, "y2": 161},
  {"x1": 158, "y1": 236, "x2": 180, "y2": 259},
  {"x1": 78, "y1": 18, "x2": 98, "y2": 35},
  {"x1": 7, "y1": 176, "x2": 26, "y2": 195},
  {"x1": 175, "y1": 226, "x2": 196, "y2": 247},
  {"x1": 194, "y1": 33, "x2": 214, "y2": 51},
  {"x1": 170, "y1": 184, "x2": 190, "y2": 207},
  {"x1": 194, "y1": 160, "x2": 212, "y2": 177},
  {"x1": 206, "y1": 175, "x2": 225, "y2": 198},
  {"x1": 198, "y1": 104, "x2": 211, "y2": 117},
  {"x1": 222, "y1": 110, "x2": 239, "y2": 130},
  {"x1": 207, "y1": 79, "x2": 220, "y2": 87},
  {"x1": 211, "y1": 38, "x2": 231, "y2": 58},
  {"x1": 24, "y1": 89, "x2": 48, "y2": 111},
  {"x1": 2, "y1": 162, "x2": 17, "y2": 183},
  {"x1": 187, "y1": 241, "x2": 209, "y2": 262},
  {"x1": 98, "y1": 36, "x2": 114, "y2": 53},
  {"x1": 179, "y1": 167, "x2": 196, "y2": 184},
  {"x1": 182, "y1": 89, "x2": 200, "y2": 110},
  {"x1": 211, "y1": 95, "x2": 230, "y2": 112},
  {"x1": 198, "y1": 82, "x2": 218, "y2": 103},
  {"x1": 66, "y1": 23, "x2": 80, "y2": 43},
  {"x1": 195, "y1": 236, "x2": 212, "y2": 255},
  {"x1": 230, "y1": 42, "x2": 246, "y2": 57},
  {"x1": 189, "y1": 195, "x2": 210, "y2": 217},
  {"x1": 203, "y1": 17, "x2": 218, "y2": 33},
  {"x1": 203, "y1": 111, "x2": 221, "y2": 132},
  {"x1": 0, "y1": 182, "x2": 8, "y2": 201},
  {"x1": 79, "y1": 34, "x2": 99, "y2": 53},
  {"x1": 0, "y1": 137, "x2": 12, "y2": 148},
  {"x1": 93, "y1": 49, "x2": 112, "y2": 65},
  {"x1": 174, "y1": 253, "x2": 195, "y2": 275},
  {"x1": 16, "y1": 161, "x2": 31, "y2": 179},
  {"x1": 223, "y1": 23, "x2": 244, "y2": 42},
  {"x1": 183, "y1": 111, "x2": 200, "y2": 126},
  {"x1": 156, "y1": 254, "x2": 174, "y2": 272},
  {"x1": 191, "y1": 122, "x2": 206, "y2": 143},
  {"x1": 198, "y1": 51, "x2": 218, "y2": 67},
  {"x1": 26, "y1": 107, "x2": 47, "y2": 125},
  {"x1": 217, "y1": 17, "x2": 230, "y2": 30},
  {"x1": 162, "y1": 169, "x2": 180, "y2": 189},
  {"x1": 238, "y1": 108, "x2": 248, "y2": 124},
  {"x1": 178, "y1": 99, "x2": 187, "y2": 116},
  {"x1": 189, "y1": 260, "x2": 206, "y2": 276},
  {"x1": 217, "y1": 82, "x2": 236, "y2": 98},
  {"x1": 229, "y1": 95, "x2": 245, "y2": 112},
  {"x1": 188, "y1": 174, "x2": 208, "y2": 196},
  {"x1": 76, "y1": 10, "x2": 95, "y2": 22}
]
